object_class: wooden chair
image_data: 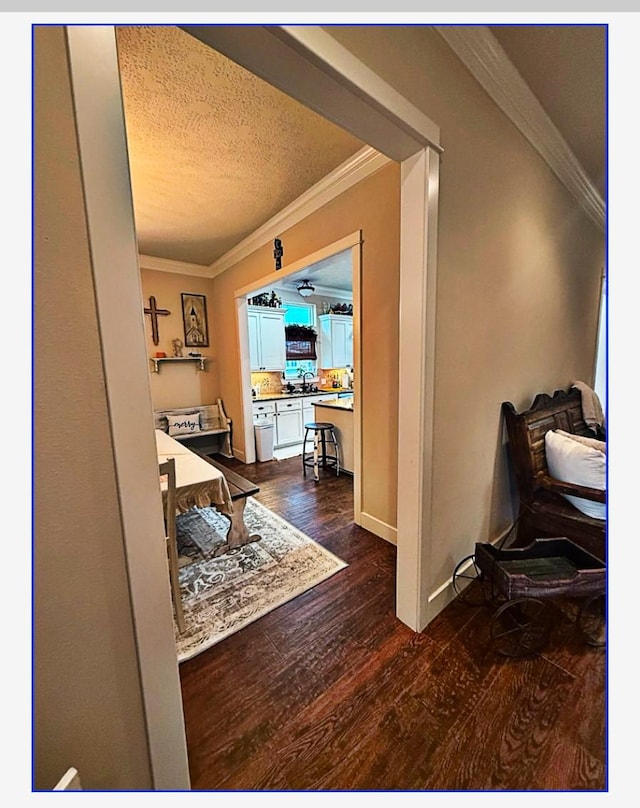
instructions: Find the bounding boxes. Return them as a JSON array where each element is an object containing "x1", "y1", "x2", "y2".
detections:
[
  {"x1": 159, "y1": 458, "x2": 185, "y2": 633},
  {"x1": 502, "y1": 388, "x2": 606, "y2": 562}
]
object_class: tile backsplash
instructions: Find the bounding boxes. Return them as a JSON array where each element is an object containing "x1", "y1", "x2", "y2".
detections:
[
  {"x1": 320, "y1": 368, "x2": 353, "y2": 388},
  {"x1": 250, "y1": 371, "x2": 282, "y2": 393},
  {"x1": 250, "y1": 368, "x2": 353, "y2": 394}
]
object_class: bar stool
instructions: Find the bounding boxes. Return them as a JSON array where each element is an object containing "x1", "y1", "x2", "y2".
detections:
[{"x1": 302, "y1": 422, "x2": 340, "y2": 482}]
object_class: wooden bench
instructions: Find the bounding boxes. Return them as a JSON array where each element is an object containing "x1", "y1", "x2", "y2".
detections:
[
  {"x1": 154, "y1": 399, "x2": 232, "y2": 458},
  {"x1": 502, "y1": 387, "x2": 606, "y2": 562},
  {"x1": 190, "y1": 449, "x2": 261, "y2": 553}
]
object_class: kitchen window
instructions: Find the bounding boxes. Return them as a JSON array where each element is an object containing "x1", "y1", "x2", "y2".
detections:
[{"x1": 283, "y1": 301, "x2": 317, "y2": 380}]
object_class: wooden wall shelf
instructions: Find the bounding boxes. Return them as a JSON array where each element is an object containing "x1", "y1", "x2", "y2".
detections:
[{"x1": 150, "y1": 356, "x2": 208, "y2": 373}]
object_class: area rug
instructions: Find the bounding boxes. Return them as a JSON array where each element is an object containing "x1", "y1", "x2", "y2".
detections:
[{"x1": 173, "y1": 497, "x2": 348, "y2": 662}]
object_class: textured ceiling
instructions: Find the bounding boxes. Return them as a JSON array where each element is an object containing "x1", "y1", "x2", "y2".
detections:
[
  {"x1": 116, "y1": 25, "x2": 365, "y2": 267},
  {"x1": 256, "y1": 249, "x2": 354, "y2": 297},
  {"x1": 116, "y1": 25, "x2": 605, "y2": 274}
]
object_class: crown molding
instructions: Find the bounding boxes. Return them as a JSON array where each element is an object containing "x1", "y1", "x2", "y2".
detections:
[
  {"x1": 138, "y1": 253, "x2": 211, "y2": 278},
  {"x1": 208, "y1": 146, "x2": 391, "y2": 278},
  {"x1": 435, "y1": 25, "x2": 605, "y2": 232}
]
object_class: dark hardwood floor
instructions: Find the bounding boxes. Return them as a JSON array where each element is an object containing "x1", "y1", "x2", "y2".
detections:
[{"x1": 179, "y1": 454, "x2": 606, "y2": 791}]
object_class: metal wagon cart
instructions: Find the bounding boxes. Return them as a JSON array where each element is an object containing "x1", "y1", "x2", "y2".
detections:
[{"x1": 452, "y1": 538, "x2": 605, "y2": 657}]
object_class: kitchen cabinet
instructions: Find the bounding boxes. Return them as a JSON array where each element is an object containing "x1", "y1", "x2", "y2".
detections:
[
  {"x1": 318, "y1": 314, "x2": 353, "y2": 369},
  {"x1": 247, "y1": 306, "x2": 286, "y2": 371},
  {"x1": 251, "y1": 393, "x2": 341, "y2": 449},
  {"x1": 252, "y1": 400, "x2": 275, "y2": 425},
  {"x1": 275, "y1": 398, "x2": 303, "y2": 446},
  {"x1": 303, "y1": 393, "x2": 338, "y2": 426}
]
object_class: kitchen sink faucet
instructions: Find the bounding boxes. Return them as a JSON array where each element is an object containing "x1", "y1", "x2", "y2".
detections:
[{"x1": 299, "y1": 370, "x2": 315, "y2": 392}]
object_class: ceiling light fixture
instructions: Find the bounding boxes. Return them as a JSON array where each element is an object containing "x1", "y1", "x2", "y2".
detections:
[{"x1": 297, "y1": 280, "x2": 315, "y2": 298}]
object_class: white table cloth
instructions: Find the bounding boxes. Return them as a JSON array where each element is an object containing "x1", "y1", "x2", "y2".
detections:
[{"x1": 156, "y1": 429, "x2": 233, "y2": 515}]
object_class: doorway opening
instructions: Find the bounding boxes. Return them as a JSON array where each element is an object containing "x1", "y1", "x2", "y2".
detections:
[{"x1": 234, "y1": 233, "x2": 363, "y2": 526}]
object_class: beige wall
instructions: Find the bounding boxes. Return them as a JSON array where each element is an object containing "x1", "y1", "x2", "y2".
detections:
[
  {"x1": 34, "y1": 27, "x2": 152, "y2": 790},
  {"x1": 211, "y1": 164, "x2": 401, "y2": 528},
  {"x1": 327, "y1": 26, "x2": 605, "y2": 588},
  {"x1": 140, "y1": 269, "x2": 220, "y2": 409}
]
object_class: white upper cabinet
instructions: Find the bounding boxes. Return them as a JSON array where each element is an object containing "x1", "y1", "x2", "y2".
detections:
[
  {"x1": 319, "y1": 314, "x2": 353, "y2": 369},
  {"x1": 247, "y1": 306, "x2": 286, "y2": 371}
]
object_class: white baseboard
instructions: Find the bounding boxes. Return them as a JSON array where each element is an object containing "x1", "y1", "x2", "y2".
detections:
[
  {"x1": 426, "y1": 575, "x2": 459, "y2": 623},
  {"x1": 424, "y1": 523, "x2": 515, "y2": 625},
  {"x1": 357, "y1": 511, "x2": 397, "y2": 545}
]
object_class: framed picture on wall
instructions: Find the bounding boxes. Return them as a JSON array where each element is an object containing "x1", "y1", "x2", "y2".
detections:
[{"x1": 181, "y1": 293, "x2": 210, "y2": 348}]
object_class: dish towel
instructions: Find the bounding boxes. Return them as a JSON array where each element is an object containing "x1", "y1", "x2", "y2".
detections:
[{"x1": 571, "y1": 380, "x2": 605, "y2": 433}]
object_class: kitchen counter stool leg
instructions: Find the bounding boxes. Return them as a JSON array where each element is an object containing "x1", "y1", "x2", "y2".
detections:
[
  {"x1": 330, "y1": 427, "x2": 340, "y2": 476},
  {"x1": 302, "y1": 428, "x2": 308, "y2": 476},
  {"x1": 313, "y1": 429, "x2": 320, "y2": 483}
]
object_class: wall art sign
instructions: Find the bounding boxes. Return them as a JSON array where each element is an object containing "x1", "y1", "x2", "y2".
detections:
[{"x1": 181, "y1": 293, "x2": 209, "y2": 348}]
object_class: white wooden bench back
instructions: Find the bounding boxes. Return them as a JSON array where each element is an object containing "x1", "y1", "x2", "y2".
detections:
[
  {"x1": 153, "y1": 399, "x2": 232, "y2": 456},
  {"x1": 154, "y1": 400, "x2": 229, "y2": 435}
]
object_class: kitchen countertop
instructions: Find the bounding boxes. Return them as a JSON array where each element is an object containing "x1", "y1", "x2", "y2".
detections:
[
  {"x1": 252, "y1": 389, "x2": 351, "y2": 402},
  {"x1": 313, "y1": 399, "x2": 354, "y2": 411}
]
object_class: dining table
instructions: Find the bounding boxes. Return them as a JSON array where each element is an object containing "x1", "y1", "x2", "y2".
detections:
[
  {"x1": 156, "y1": 428, "x2": 234, "y2": 516},
  {"x1": 156, "y1": 429, "x2": 260, "y2": 554}
]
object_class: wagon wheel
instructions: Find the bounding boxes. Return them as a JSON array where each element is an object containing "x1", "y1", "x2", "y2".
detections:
[
  {"x1": 578, "y1": 593, "x2": 606, "y2": 647},
  {"x1": 490, "y1": 598, "x2": 553, "y2": 657},
  {"x1": 452, "y1": 555, "x2": 490, "y2": 606}
]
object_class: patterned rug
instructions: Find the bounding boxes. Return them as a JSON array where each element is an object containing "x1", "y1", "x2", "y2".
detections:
[{"x1": 174, "y1": 497, "x2": 348, "y2": 662}]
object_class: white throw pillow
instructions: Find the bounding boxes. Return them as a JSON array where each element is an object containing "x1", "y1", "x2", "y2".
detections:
[
  {"x1": 167, "y1": 412, "x2": 201, "y2": 437},
  {"x1": 555, "y1": 429, "x2": 606, "y2": 455},
  {"x1": 544, "y1": 430, "x2": 606, "y2": 520}
]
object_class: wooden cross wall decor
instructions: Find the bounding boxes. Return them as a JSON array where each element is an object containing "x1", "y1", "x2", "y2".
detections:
[
  {"x1": 274, "y1": 238, "x2": 283, "y2": 270},
  {"x1": 144, "y1": 295, "x2": 171, "y2": 345}
]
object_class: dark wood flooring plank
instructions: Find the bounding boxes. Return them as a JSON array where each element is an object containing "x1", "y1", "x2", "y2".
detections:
[
  {"x1": 307, "y1": 608, "x2": 504, "y2": 790},
  {"x1": 418, "y1": 655, "x2": 588, "y2": 790},
  {"x1": 530, "y1": 732, "x2": 606, "y2": 791},
  {"x1": 217, "y1": 629, "x2": 437, "y2": 790},
  {"x1": 189, "y1": 630, "x2": 371, "y2": 788},
  {"x1": 180, "y1": 453, "x2": 606, "y2": 791}
]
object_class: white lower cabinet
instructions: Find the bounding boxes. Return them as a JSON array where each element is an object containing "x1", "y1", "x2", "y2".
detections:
[
  {"x1": 303, "y1": 394, "x2": 337, "y2": 429},
  {"x1": 302, "y1": 403, "x2": 314, "y2": 427},
  {"x1": 275, "y1": 398, "x2": 302, "y2": 447},
  {"x1": 254, "y1": 395, "x2": 341, "y2": 450},
  {"x1": 251, "y1": 400, "x2": 275, "y2": 424}
]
